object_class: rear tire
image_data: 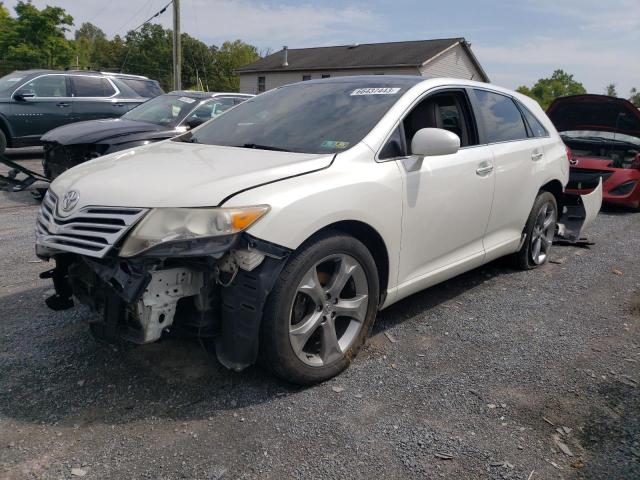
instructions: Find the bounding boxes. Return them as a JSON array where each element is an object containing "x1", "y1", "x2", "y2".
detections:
[
  {"x1": 515, "y1": 191, "x2": 558, "y2": 270},
  {"x1": 260, "y1": 231, "x2": 379, "y2": 385}
]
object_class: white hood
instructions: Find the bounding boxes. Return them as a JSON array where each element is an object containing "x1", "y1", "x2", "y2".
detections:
[{"x1": 50, "y1": 140, "x2": 333, "y2": 209}]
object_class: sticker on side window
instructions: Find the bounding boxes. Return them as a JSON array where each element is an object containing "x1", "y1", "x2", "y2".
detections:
[
  {"x1": 178, "y1": 96, "x2": 196, "y2": 104},
  {"x1": 321, "y1": 140, "x2": 350, "y2": 149},
  {"x1": 350, "y1": 87, "x2": 401, "y2": 96}
]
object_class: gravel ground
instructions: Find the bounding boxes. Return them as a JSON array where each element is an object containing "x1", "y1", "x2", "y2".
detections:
[{"x1": 0, "y1": 151, "x2": 638, "y2": 479}]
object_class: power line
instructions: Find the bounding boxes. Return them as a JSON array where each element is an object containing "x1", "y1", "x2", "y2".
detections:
[
  {"x1": 130, "y1": 1, "x2": 173, "y2": 34},
  {"x1": 113, "y1": 0, "x2": 156, "y2": 37}
]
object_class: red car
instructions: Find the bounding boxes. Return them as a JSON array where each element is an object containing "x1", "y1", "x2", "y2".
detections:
[{"x1": 547, "y1": 94, "x2": 640, "y2": 210}]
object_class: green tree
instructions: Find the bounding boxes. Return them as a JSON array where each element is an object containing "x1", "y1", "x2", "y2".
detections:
[
  {"x1": 516, "y1": 70, "x2": 587, "y2": 109},
  {"x1": 630, "y1": 88, "x2": 640, "y2": 107},
  {"x1": 182, "y1": 33, "x2": 217, "y2": 90},
  {"x1": 119, "y1": 23, "x2": 173, "y2": 88},
  {"x1": 74, "y1": 22, "x2": 106, "y2": 69},
  {"x1": 211, "y1": 40, "x2": 260, "y2": 92},
  {"x1": 0, "y1": 3, "x2": 16, "y2": 70},
  {"x1": 3, "y1": 1, "x2": 74, "y2": 71},
  {"x1": 605, "y1": 83, "x2": 617, "y2": 97}
]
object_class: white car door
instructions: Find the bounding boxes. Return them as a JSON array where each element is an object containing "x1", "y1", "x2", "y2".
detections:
[
  {"x1": 388, "y1": 89, "x2": 495, "y2": 301},
  {"x1": 469, "y1": 88, "x2": 545, "y2": 261}
]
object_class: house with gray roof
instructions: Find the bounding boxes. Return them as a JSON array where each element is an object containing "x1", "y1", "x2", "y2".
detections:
[{"x1": 236, "y1": 38, "x2": 489, "y2": 94}]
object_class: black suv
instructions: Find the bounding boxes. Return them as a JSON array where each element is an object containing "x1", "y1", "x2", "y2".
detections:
[{"x1": 0, "y1": 70, "x2": 163, "y2": 153}]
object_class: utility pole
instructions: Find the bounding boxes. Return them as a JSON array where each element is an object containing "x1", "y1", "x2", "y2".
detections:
[{"x1": 172, "y1": 0, "x2": 181, "y2": 91}]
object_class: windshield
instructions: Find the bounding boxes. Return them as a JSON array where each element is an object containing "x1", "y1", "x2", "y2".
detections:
[
  {"x1": 0, "y1": 71, "x2": 28, "y2": 94},
  {"x1": 183, "y1": 80, "x2": 414, "y2": 154},
  {"x1": 561, "y1": 130, "x2": 640, "y2": 146},
  {"x1": 122, "y1": 94, "x2": 198, "y2": 126}
]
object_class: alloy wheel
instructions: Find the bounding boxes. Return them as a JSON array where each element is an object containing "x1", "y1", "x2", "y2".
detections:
[
  {"x1": 530, "y1": 201, "x2": 556, "y2": 265},
  {"x1": 288, "y1": 253, "x2": 369, "y2": 367}
]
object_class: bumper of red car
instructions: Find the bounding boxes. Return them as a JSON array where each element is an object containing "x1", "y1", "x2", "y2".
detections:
[{"x1": 566, "y1": 166, "x2": 640, "y2": 210}]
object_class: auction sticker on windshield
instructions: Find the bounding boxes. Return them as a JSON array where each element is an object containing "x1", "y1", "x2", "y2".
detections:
[
  {"x1": 351, "y1": 87, "x2": 401, "y2": 96},
  {"x1": 178, "y1": 97, "x2": 196, "y2": 104},
  {"x1": 321, "y1": 140, "x2": 350, "y2": 149}
]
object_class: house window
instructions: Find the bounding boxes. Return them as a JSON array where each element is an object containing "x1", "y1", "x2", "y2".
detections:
[
  {"x1": 257, "y1": 76, "x2": 265, "y2": 93},
  {"x1": 321, "y1": 74, "x2": 330, "y2": 78},
  {"x1": 302, "y1": 75, "x2": 311, "y2": 81}
]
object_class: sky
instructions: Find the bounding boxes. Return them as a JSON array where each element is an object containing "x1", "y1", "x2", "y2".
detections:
[{"x1": 4, "y1": 0, "x2": 639, "y2": 95}]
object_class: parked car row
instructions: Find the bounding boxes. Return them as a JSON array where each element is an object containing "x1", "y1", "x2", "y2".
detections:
[
  {"x1": 27, "y1": 75, "x2": 603, "y2": 384},
  {"x1": 41, "y1": 91, "x2": 253, "y2": 180},
  {"x1": 0, "y1": 69, "x2": 163, "y2": 153}
]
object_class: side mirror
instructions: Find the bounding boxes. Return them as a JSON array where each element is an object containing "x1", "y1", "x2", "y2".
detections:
[
  {"x1": 411, "y1": 128, "x2": 460, "y2": 157},
  {"x1": 14, "y1": 89, "x2": 35, "y2": 101},
  {"x1": 185, "y1": 117, "x2": 206, "y2": 129}
]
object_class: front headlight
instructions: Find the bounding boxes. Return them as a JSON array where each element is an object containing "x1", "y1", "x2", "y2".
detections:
[{"x1": 119, "y1": 205, "x2": 269, "y2": 257}]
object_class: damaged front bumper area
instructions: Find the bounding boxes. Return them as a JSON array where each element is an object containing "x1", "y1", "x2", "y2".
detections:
[
  {"x1": 36, "y1": 199, "x2": 291, "y2": 371},
  {"x1": 556, "y1": 178, "x2": 603, "y2": 243}
]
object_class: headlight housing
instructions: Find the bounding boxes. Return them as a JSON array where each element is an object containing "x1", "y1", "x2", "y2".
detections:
[{"x1": 119, "y1": 205, "x2": 269, "y2": 257}]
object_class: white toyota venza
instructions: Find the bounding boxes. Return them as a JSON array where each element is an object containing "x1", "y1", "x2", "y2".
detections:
[{"x1": 35, "y1": 76, "x2": 600, "y2": 384}]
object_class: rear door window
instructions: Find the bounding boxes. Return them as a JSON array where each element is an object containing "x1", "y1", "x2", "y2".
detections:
[
  {"x1": 71, "y1": 76, "x2": 116, "y2": 97},
  {"x1": 472, "y1": 89, "x2": 528, "y2": 143}
]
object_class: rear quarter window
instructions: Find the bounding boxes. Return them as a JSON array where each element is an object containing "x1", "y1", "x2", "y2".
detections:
[
  {"x1": 120, "y1": 78, "x2": 164, "y2": 98},
  {"x1": 472, "y1": 89, "x2": 528, "y2": 143},
  {"x1": 518, "y1": 102, "x2": 548, "y2": 137}
]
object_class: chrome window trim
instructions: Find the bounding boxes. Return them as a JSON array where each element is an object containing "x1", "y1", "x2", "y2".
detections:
[{"x1": 11, "y1": 73, "x2": 71, "y2": 100}]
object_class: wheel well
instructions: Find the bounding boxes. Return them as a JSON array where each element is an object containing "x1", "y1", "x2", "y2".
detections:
[
  {"x1": 310, "y1": 220, "x2": 390, "y2": 304},
  {"x1": 539, "y1": 180, "x2": 563, "y2": 211}
]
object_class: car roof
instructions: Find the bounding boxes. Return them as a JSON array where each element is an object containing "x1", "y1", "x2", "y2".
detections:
[
  {"x1": 166, "y1": 91, "x2": 254, "y2": 99},
  {"x1": 300, "y1": 75, "x2": 426, "y2": 87},
  {"x1": 9, "y1": 69, "x2": 152, "y2": 80}
]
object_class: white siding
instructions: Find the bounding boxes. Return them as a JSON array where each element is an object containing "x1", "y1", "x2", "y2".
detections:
[
  {"x1": 420, "y1": 44, "x2": 483, "y2": 81},
  {"x1": 239, "y1": 67, "x2": 419, "y2": 94}
]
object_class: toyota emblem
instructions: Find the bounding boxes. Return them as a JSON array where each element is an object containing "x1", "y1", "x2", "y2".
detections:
[{"x1": 61, "y1": 190, "x2": 80, "y2": 212}]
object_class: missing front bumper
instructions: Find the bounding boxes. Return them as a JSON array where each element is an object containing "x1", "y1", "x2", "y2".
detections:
[{"x1": 42, "y1": 235, "x2": 291, "y2": 371}]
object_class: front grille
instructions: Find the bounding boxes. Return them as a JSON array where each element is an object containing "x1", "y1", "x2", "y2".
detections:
[
  {"x1": 567, "y1": 168, "x2": 614, "y2": 190},
  {"x1": 35, "y1": 191, "x2": 148, "y2": 258},
  {"x1": 43, "y1": 143, "x2": 106, "y2": 179}
]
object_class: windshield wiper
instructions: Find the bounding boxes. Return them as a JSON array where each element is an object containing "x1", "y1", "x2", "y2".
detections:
[{"x1": 236, "y1": 143, "x2": 291, "y2": 152}]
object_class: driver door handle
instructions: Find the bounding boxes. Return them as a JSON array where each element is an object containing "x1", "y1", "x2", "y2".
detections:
[
  {"x1": 476, "y1": 163, "x2": 494, "y2": 176},
  {"x1": 531, "y1": 151, "x2": 544, "y2": 161},
  {"x1": 56, "y1": 102, "x2": 71, "y2": 108}
]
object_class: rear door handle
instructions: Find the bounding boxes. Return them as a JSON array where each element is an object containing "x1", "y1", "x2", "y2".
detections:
[
  {"x1": 476, "y1": 163, "x2": 493, "y2": 176},
  {"x1": 56, "y1": 102, "x2": 70, "y2": 108},
  {"x1": 531, "y1": 151, "x2": 544, "y2": 161},
  {"x1": 112, "y1": 103, "x2": 125, "y2": 107}
]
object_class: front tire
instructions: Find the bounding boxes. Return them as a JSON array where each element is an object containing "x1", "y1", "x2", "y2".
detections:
[
  {"x1": 0, "y1": 130, "x2": 7, "y2": 155},
  {"x1": 260, "y1": 232, "x2": 380, "y2": 385},
  {"x1": 515, "y1": 191, "x2": 557, "y2": 269}
]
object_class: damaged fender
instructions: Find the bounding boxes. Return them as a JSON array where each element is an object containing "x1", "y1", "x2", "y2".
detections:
[{"x1": 556, "y1": 178, "x2": 603, "y2": 243}]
